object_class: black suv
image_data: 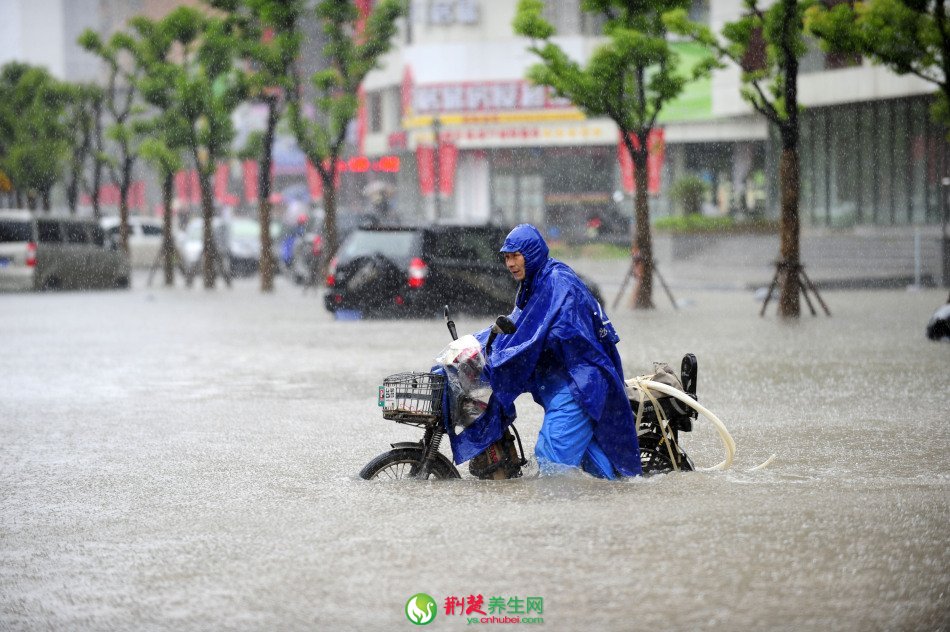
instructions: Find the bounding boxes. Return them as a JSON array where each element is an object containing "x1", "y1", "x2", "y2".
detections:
[
  {"x1": 324, "y1": 224, "x2": 605, "y2": 318},
  {"x1": 324, "y1": 225, "x2": 515, "y2": 317}
]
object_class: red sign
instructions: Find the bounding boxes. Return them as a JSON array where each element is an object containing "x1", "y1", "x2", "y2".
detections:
[
  {"x1": 410, "y1": 80, "x2": 572, "y2": 115},
  {"x1": 416, "y1": 146, "x2": 435, "y2": 196},
  {"x1": 242, "y1": 160, "x2": 258, "y2": 203},
  {"x1": 214, "y1": 163, "x2": 229, "y2": 203},
  {"x1": 416, "y1": 144, "x2": 458, "y2": 197},
  {"x1": 618, "y1": 129, "x2": 665, "y2": 195},
  {"x1": 438, "y1": 142, "x2": 458, "y2": 197},
  {"x1": 305, "y1": 160, "x2": 323, "y2": 200}
]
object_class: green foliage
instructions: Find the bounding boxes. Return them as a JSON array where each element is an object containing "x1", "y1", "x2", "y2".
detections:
[
  {"x1": 653, "y1": 214, "x2": 734, "y2": 232},
  {"x1": 0, "y1": 62, "x2": 70, "y2": 204},
  {"x1": 668, "y1": 174, "x2": 708, "y2": 215},
  {"x1": 514, "y1": 0, "x2": 710, "y2": 134},
  {"x1": 289, "y1": 0, "x2": 406, "y2": 172},
  {"x1": 653, "y1": 214, "x2": 779, "y2": 233},
  {"x1": 78, "y1": 22, "x2": 155, "y2": 196},
  {"x1": 666, "y1": 1, "x2": 816, "y2": 132},
  {"x1": 806, "y1": 0, "x2": 949, "y2": 133},
  {"x1": 136, "y1": 5, "x2": 248, "y2": 180}
]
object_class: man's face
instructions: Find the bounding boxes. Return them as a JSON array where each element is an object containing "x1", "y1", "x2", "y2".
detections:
[{"x1": 504, "y1": 252, "x2": 526, "y2": 281}]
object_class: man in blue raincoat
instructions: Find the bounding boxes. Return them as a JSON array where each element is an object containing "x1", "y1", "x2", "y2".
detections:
[{"x1": 486, "y1": 224, "x2": 642, "y2": 478}]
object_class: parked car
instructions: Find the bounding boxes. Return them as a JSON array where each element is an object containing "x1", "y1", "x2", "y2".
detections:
[
  {"x1": 100, "y1": 216, "x2": 165, "y2": 268},
  {"x1": 0, "y1": 209, "x2": 131, "y2": 291},
  {"x1": 288, "y1": 212, "x2": 380, "y2": 285},
  {"x1": 178, "y1": 216, "x2": 281, "y2": 278},
  {"x1": 323, "y1": 224, "x2": 604, "y2": 318}
]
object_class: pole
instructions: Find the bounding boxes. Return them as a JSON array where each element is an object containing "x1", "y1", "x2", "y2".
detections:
[
  {"x1": 433, "y1": 116, "x2": 442, "y2": 221},
  {"x1": 942, "y1": 175, "x2": 949, "y2": 288},
  {"x1": 913, "y1": 228, "x2": 922, "y2": 289}
]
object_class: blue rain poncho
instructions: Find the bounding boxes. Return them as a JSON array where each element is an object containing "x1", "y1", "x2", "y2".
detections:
[{"x1": 442, "y1": 224, "x2": 641, "y2": 477}]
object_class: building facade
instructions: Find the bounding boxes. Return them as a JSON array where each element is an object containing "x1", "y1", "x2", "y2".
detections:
[{"x1": 361, "y1": 0, "x2": 945, "y2": 233}]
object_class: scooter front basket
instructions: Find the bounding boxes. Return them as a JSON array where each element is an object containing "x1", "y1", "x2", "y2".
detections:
[{"x1": 381, "y1": 372, "x2": 445, "y2": 424}]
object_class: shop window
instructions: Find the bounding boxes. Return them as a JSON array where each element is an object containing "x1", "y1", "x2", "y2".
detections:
[
  {"x1": 892, "y1": 100, "x2": 910, "y2": 224},
  {"x1": 543, "y1": 0, "x2": 580, "y2": 35},
  {"x1": 910, "y1": 99, "x2": 928, "y2": 224},
  {"x1": 813, "y1": 112, "x2": 829, "y2": 224},
  {"x1": 830, "y1": 107, "x2": 858, "y2": 226},
  {"x1": 858, "y1": 102, "x2": 876, "y2": 223},
  {"x1": 875, "y1": 101, "x2": 894, "y2": 224}
]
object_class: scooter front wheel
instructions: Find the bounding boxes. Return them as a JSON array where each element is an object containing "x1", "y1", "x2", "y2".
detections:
[{"x1": 359, "y1": 447, "x2": 461, "y2": 480}]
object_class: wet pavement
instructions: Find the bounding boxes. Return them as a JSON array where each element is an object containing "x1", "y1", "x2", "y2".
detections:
[{"x1": 1, "y1": 269, "x2": 948, "y2": 631}]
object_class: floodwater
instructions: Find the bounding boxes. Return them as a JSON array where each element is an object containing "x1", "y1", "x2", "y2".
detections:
[{"x1": 1, "y1": 271, "x2": 947, "y2": 631}]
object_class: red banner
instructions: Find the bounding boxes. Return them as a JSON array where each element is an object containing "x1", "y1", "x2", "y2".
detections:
[
  {"x1": 129, "y1": 180, "x2": 145, "y2": 209},
  {"x1": 188, "y1": 170, "x2": 201, "y2": 204},
  {"x1": 306, "y1": 160, "x2": 323, "y2": 200},
  {"x1": 416, "y1": 146, "x2": 435, "y2": 196},
  {"x1": 416, "y1": 144, "x2": 459, "y2": 197},
  {"x1": 101, "y1": 183, "x2": 119, "y2": 206},
  {"x1": 438, "y1": 142, "x2": 458, "y2": 197},
  {"x1": 174, "y1": 170, "x2": 188, "y2": 202},
  {"x1": 214, "y1": 163, "x2": 229, "y2": 203},
  {"x1": 243, "y1": 160, "x2": 258, "y2": 203},
  {"x1": 618, "y1": 129, "x2": 665, "y2": 195}
]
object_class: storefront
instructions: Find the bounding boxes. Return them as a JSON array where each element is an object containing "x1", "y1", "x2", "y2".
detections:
[{"x1": 775, "y1": 94, "x2": 946, "y2": 227}]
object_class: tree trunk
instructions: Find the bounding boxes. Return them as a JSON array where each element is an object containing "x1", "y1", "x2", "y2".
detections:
[
  {"x1": 321, "y1": 166, "x2": 339, "y2": 282},
  {"x1": 162, "y1": 170, "x2": 175, "y2": 287},
  {"x1": 119, "y1": 176, "x2": 131, "y2": 256},
  {"x1": 200, "y1": 168, "x2": 217, "y2": 289},
  {"x1": 66, "y1": 170, "x2": 79, "y2": 214},
  {"x1": 90, "y1": 99, "x2": 104, "y2": 220},
  {"x1": 258, "y1": 97, "x2": 279, "y2": 293},
  {"x1": 625, "y1": 132, "x2": 654, "y2": 310},
  {"x1": 776, "y1": 0, "x2": 802, "y2": 318},
  {"x1": 778, "y1": 145, "x2": 801, "y2": 318}
]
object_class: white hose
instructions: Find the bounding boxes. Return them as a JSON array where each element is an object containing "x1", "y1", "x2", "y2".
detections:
[{"x1": 630, "y1": 379, "x2": 774, "y2": 472}]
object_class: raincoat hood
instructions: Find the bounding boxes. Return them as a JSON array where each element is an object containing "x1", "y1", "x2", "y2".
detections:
[{"x1": 500, "y1": 224, "x2": 550, "y2": 309}]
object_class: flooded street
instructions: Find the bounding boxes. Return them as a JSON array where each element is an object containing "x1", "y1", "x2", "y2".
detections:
[{"x1": 1, "y1": 270, "x2": 948, "y2": 631}]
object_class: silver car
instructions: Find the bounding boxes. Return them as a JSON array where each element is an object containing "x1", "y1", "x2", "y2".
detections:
[{"x1": 0, "y1": 209, "x2": 131, "y2": 291}]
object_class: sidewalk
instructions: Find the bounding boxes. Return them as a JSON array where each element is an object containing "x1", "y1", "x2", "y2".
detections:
[{"x1": 568, "y1": 226, "x2": 948, "y2": 294}]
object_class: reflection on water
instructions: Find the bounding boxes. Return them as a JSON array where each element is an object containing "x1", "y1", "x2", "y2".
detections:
[{"x1": 0, "y1": 283, "x2": 947, "y2": 630}]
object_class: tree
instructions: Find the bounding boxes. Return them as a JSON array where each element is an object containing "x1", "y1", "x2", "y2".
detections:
[
  {"x1": 806, "y1": 0, "x2": 949, "y2": 133},
  {"x1": 209, "y1": 0, "x2": 305, "y2": 293},
  {"x1": 62, "y1": 84, "x2": 103, "y2": 214},
  {"x1": 667, "y1": 1, "x2": 816, "y2": 318},
  {"x1": 514, "y1": 0, "x2": 714, "y2": 309},
  {"x1": 0, "y1": 62, "x2": 70, "y2": 211},
  {"x1": 287, "y1": 0, "x2": 405, "y2": 276},
  {"x1": 126, "y1": 13, "x2": 191, "y2": 287},
  {"x1": 79, "y1": 29, "x2": 151, "y2": 253},
  {"x1": 162, "y1": 5, "x2": 249, "y2": 289}
]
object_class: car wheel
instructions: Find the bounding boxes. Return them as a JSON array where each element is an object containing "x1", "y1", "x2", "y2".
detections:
[{"x1": 42, "y1": 276, "x2": 61, "y2": 291}]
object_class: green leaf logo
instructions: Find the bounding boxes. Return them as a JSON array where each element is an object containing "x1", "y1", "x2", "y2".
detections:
[{"x1": 405, "y1": 593, "x2": 437, "y2": 625}]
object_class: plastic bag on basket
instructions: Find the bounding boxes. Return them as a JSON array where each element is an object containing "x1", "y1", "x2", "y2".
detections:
[{"x1": 436, "y1": 334, "x2": 492, "y2": 431}]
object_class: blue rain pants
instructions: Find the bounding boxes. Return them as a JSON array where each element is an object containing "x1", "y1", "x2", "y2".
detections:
[{"x1": 536, "y1": 382, "x2": 617, "y2": 479}]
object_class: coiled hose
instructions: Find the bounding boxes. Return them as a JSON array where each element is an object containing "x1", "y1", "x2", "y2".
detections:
[{"x1": 629, "y1": 378, "x2": 775, "y2": 472}]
